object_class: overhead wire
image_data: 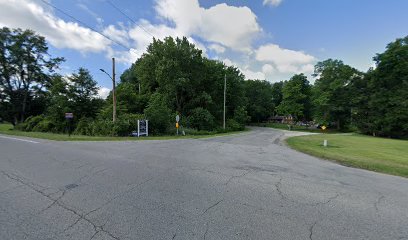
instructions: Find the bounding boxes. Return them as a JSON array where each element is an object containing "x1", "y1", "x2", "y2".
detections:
[
  {"x1": 38, "y1": 0, "x2": 137, "y2": 54},
  {"x1": 106, "y1": 0, "x2": 155, "y2": 38}
]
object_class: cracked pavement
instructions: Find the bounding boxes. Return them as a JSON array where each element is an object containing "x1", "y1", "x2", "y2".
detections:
[{"x1": 1, "y1": 127, "x2": 408, "y2": 239}]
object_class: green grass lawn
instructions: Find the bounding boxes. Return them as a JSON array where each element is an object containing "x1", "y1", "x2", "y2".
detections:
[
  {"x1": 286, "y1": 133, "x2": 408, "y2": 178},
  {"x1": 252, "y1": 122, "x2": 340, "y2": 133},
  {"x1": 0, "y1": 123, "x2": 247, "y2": 141}
]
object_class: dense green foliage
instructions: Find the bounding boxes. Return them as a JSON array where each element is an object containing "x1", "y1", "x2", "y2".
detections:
[
  {"x1": 276, "y1": 74, "x2": 311, "y2": 121},
  {"x1": 312, "y1": 59, "x2": 362, "y2": 130},
  {"x1": 244, "y1": 80, "x2": 274, "y2": 122},
  {"x1": 352, "y1": 36, "x2": 408, "y2": 138},
  {"x1": 0, "y1": 27, "x2": 63, "y2": 124},
  {"x1": 1, "y1": 27, "x2": 407, "y2": 138}
]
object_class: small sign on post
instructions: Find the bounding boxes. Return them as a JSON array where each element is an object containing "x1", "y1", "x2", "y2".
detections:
[
  {"x1": 65, "y1": 113, "x2": 73, "y2": 137},
  {"x1": 176, "y1": 115, "x2": 180, "y2": 135},
  {"x1": 65, "y1": 113, "x2": 73, "y2": 119},
  {"x1": 137, "y1": 119, "x2": 148, "y2": 137}
]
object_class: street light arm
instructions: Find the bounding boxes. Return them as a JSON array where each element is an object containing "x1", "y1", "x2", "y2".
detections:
[{"x1": 99, "y1": 68, "x2": 113, "y2": 80}]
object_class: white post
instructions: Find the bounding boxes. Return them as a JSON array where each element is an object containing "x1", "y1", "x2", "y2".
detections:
[
  {"x1": 323, "y1": 139, "x2": 328, "y2": 147},
  {"x1": 223, "y1": 73, "x2": 226, "y2": 129},
  {"x1": 146, "y1": 120, "x2": 148, "y2": 137},
  {"x1": 137, "y1": 120, "x2": 140, "y2": 137}
]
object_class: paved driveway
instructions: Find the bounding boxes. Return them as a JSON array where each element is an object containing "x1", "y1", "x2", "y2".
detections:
[{"x1": 1, "y1": 128, "x2": 407, "y2": 239}]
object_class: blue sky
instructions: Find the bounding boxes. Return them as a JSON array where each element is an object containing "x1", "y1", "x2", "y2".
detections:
[{"x1": 0, "y1": 0, "x2": 407, "y2": 98}]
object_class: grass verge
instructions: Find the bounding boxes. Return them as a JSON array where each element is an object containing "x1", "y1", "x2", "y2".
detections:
[
  {"x1": 252, "y1": 122, "x2": 340, "y2": 133},
  {"x1": 0, "y1": 123, "x2": 247, "y2": 141},
  {"x1": 286, "y1": 133, "x2": 408, "y2": 178}
]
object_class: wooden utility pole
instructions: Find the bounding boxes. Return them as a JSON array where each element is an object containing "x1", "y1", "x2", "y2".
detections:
[
  {"x1": 223, "y1": 73, "x2": 226, "y2": 129},
  {"x1": 112, "y1": 57, "x2": 116, "y2": 123}
]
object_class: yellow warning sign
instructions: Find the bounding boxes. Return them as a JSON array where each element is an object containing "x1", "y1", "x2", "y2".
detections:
[
  {"x1": 321, "y1": 125, "x2": 327, "y2": 130},
  {"x1": 176, "y1": 122, "x2": 179, "y2": 128}
]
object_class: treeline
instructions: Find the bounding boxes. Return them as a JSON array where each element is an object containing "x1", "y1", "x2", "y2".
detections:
[{"x1": 0, "y1": 27, "x2": 407, "y2": 138}]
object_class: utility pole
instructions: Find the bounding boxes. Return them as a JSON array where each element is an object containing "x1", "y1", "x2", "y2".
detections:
[
  {"x1": 223, "y1": 73, "x2": 226, "y2": 129},
  {"x1": 99, "y1": 58, "x2": 117, "y2": 123},
  {"x1": 112, "y1": 57, "x2": 116, "y2": 123}
]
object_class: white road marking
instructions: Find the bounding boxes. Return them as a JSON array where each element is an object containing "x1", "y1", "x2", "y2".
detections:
[{"x1": 0, "y1": 135, "x2": 39, "y2": 144}]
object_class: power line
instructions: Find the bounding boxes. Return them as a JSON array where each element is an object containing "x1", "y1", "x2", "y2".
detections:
[
  {"x1": 38, "y1": 0, "x2": 137, "y2": 54},
  {"x1": 106, "y1": 0, "x2": 155, "y2": 38}
]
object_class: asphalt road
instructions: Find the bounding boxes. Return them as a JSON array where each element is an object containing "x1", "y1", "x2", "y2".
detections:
[{"x1": 1, "y1": 128, "x2": 407, "y2": 240}]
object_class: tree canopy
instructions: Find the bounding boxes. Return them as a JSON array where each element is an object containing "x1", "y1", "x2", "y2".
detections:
[{"x1": 1, "y1": 27, "x2": 407, "y2": 138}]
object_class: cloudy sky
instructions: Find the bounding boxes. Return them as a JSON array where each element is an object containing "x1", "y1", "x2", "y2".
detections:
[{"x1": 0, "y1": 0, "x2": 407, "y2": 98}]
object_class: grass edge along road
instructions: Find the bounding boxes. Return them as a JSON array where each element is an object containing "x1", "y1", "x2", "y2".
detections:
[
  {"x1": 286, "y1": 133, "x2": 408, "y2": 178},
  {"x1": 0, "y1": 124, "x2": 248, "y2": 141},
  {"x1": 252, "y1": 122, "x2": 340, "y2": 134}
]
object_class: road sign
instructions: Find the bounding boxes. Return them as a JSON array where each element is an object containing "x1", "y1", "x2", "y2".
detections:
[
  {"x1": 321, "y1": 125, "x2": 327, "y2": 130},
  {"x1": 176, "y1": 115, "x2": 180, "y2": 122},
  {"x1": 65, "y1": 113, "x2": 73, "y2": 119},
  {"x1": 137, "y1": 120, "x2": 149, "y2": 137},
  {"x1": 176, "y1": 122, "x2": 179, "y2": 128}
]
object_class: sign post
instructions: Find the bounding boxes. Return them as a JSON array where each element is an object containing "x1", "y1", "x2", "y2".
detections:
[
  {"x1": 65, "y1": 113, "x2": 74, "y2": 137},
  {"x1": 137, "y1": 119, "x2": 149, "y2": 137},
  {"x1": 176, "y1": 115, "x2": 180, "y2": 135}
]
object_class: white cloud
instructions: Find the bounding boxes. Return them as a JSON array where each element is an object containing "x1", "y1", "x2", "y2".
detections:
[
  {"x1": 263, "y1": 0, "x2": 283, "y2": 7},
  {"x1": 255, "y1": 44, "x2": 316, "y2": 74},
  {"x1": 97, "y1": 87, "x2": 111, "y2": 99},
  {"x1": 262, "y1": 64, "x2": 276, "y2": 74},
  {"x1": 102, "y1": 25, "x2": 130, "y2": 47},
  {"x1": 155, "y1": 0, "x2": 261, "y2": 51},
  {"x1": 0, "y1": 0, "x2": 111, "y2": 53},
  {"x1": 208, "y1": 44, "x2": 226, "y2": 54},
  {"x1": 241, "y1": 68, "x2": 265, "y2": 80}
]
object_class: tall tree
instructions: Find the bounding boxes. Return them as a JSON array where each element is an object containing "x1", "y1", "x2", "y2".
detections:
[
  {"x1": 271, "y1": 81, "x2": 284, "y2": 115},
  {"x1": 0, "y1": 27, "x2": 63, "y2": 124},
  {"x1": 67, "y1": 68, "x2": 101, "y2": 119},
  {"x1": 244, "y1": 80, "x2": 274, "y2": 122},
  {"x1": 277, "y1": 74, "x2": 311, "y2": 121},
  {"x1": 312, "y1": 59, "x2": 362, "y2": 129},
  {"x1": 354, "y1": 36, "x2": 408, "y2": 137},
  {"x1": 132, "y1": 36, "x2": 247, "y2": 130}
]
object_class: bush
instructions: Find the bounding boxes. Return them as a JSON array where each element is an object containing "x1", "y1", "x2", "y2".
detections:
[
  {"x1": 233, "y1": 106, "x2": 250, "y2": 126},
  {"x1": 144, "y1": 93, "x2": 172, "y2": 135},
  {"x1": 227, "y1": 119, "x2": 244, "y2": 131},
  {"x1": 182, "y1": 127, "x2": 214, "y2": 135},
  {"x1": 89, "y1": 120, "x2": 114, "y2": 136},
  {"x1": 74, "y1": 117, "x2": 93, "y2": 135},
  {"x1": 32, "y1": 119, "x2": 56, "y2": 132},
  {"x1": 187, "y1": 107, "x2": 215, "y2": 131},
  {"x1": 23, "y1": 115, "x2": 45, "y2": 131}
]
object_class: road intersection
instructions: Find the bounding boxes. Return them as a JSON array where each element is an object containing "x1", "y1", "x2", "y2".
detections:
[{"x1": 1, "y1": 128, "x2": 407, "y2": 239}]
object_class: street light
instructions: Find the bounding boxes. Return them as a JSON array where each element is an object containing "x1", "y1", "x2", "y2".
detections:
[{"x1": 100, "y1": 57, "x2": 116, "y2": 123}]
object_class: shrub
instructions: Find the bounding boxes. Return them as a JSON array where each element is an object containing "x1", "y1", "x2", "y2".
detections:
[
  {"x1": 187, "y1": 107, "x2": 215, "y2": 131},
  {"x1": 227, "y1": 119, "x2": 243, "y2": 131},
  {"x1": 74, "y1": 117, "x2": 93, "y2": 135},
  {"x1": 24, "y1": 115, "x2": 45, "y2": 131},
  {"x1": 144, "y1": 93, "x2": 172, "y2": 135},
  {"x1": 233, "y1": 106, "x2": 250, "y2": 126},
  {"x1": 32, "y1": 119, "x2": 56, "y2": 132},
  {"x1": 89, "y1": 120, "x2": 114, "y2": 136}
]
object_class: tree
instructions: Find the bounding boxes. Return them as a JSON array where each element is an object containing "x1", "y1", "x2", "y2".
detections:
[
  {"x1": 244, "y1": 80, "x2": 274, "y2": 122},
  {"x1": 354, "y1": 36, "x2": 408, "y2": 137},
  {"x1": 45, "y1": 68, "x2": 101, "y2": 132},
  {"x1": 277, "y1": 74, "x2": 311, "y2": 121},
  {"x1": 130, "y1": 36, "x2": 247, "y2": 131},
  {"x1": 271, "y1": 81, "x2": 284, "y2": 114},
  {"x1": 0, "y1": 27, "x2": 63, "y2": 124},
  {"x1": 67, "y1": 68, "x2": 101, "y2": 119},
  {"x1": 312, "y1": 59, "x2": 362, "y2": 129}
]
